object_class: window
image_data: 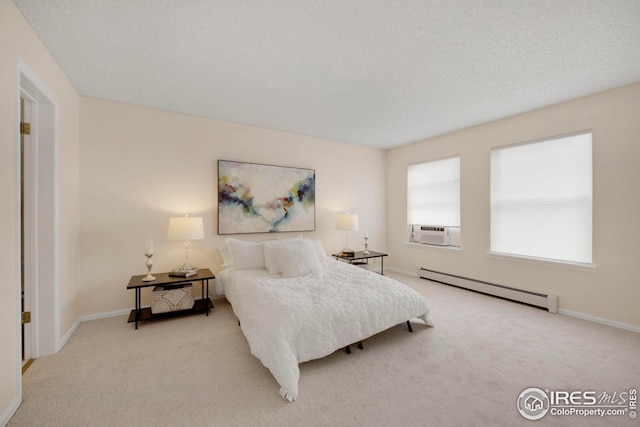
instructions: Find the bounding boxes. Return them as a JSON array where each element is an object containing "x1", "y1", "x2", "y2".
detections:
[
  {"x1": 490, "y1": 131, "x2": 592, "y2": 264},
  {"x1": 407, "y1": 156, "x2": 460, "y2": 246}
]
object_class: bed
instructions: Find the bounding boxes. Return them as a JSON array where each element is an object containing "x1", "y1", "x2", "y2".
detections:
[{"x1": 216, "y1": 237, "x2": 433, "y2": 401}]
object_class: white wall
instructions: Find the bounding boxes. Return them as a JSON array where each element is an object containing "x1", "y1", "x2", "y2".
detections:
[
  {"x1": 0, "y1": 0, "x2": 80, "y2": 423},
  {"x1": 79, "y1": 97, "x2": 386, "y2": 314},
  {"x1": 386, "y1": 82, "x2": 640, "y2": 329}
]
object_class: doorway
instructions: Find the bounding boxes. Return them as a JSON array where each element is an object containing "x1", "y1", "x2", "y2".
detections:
[{"x1": 17, "y1": 59, "x2": 59, "y2": 369}]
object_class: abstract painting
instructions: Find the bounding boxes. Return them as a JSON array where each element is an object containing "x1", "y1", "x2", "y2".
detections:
[{"x1": 218, "y1": 160, "x2": 315, "y2": 234}]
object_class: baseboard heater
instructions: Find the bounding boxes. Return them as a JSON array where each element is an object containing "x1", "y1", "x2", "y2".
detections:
[{"x1": 419, "y1": 268, "x2": 558, "y2": 313}]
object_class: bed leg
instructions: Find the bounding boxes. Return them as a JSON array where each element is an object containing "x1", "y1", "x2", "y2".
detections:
[
  {"x1": 345, "y1": 345, "x2": 351, "y2": 355},
  {"x1": 406, "y1": 320, "x2": 413, "y2": 333},
  {"x1": 357, "y1": 341, "x2": 363, "y2": 350}
]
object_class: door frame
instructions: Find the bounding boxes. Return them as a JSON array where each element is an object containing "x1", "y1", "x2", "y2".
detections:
[
  {"x1": 20, "y1": 94, "x2": 35, "y2": 363},
  {"x1": 15, "y1": 58, "x2": 60, "y2": 390}
]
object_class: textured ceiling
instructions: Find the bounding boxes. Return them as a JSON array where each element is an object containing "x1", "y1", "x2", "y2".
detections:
[{"x1": 12, "y1": 0, "x2": 640, "y2": 149}]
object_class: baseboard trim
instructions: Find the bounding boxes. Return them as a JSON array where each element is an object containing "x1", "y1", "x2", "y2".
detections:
[
  {"x1": 387, "y1": 266, "x2": 639, "y2": 334},
  {"x1": 58, "y1": 309, "x2": 130, "y2": 351},
  {"x1": 385, "y1": 266, "x2": 418, "y2": 277},
  {"x1": 58, "y1": 298, "x2": 228, "y2": 351},
  {"x1": 559, "y1": 308, "x2": 640, "y2": 333},
  {"x1": 58, "y1": 318, "x2": 80, "y2": 351},
  {"x1": 79, "y1": 308, "x2": 131, "y2": 323}
]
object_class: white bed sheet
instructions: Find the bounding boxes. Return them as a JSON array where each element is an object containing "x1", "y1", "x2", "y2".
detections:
[{"x1": 219, "y1": 258, "x2": 433, "y2": 401}]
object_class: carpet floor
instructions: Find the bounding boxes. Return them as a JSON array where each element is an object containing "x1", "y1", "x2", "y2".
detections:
[{"x1": 8, "y1": 271, "x2": 640, "y2": 427}]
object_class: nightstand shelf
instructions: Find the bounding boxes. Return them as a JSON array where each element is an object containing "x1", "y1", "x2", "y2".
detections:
[
  {"x1": 126, "y1": 268, "x2": 215, "y2": 329},
  {"x1": 126, "y1": 298, "x2": 214, "y2": 324}
]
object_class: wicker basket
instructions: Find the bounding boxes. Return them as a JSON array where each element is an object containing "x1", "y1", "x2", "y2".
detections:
[{"x1": 151, "y1": 284, "x2": 195, "y2": 314}]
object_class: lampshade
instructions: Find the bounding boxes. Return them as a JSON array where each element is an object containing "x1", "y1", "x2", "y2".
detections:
[
  {"x1": 167, "y1": 216, "x2": 204, "y2": 241},
  {"x1": 336, "y1": 214, "x2": 359, "y2": 231}
]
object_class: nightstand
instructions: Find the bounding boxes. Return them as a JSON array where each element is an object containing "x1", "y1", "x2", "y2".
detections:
[
  {"x1": 126, "y1": 268, "x2": 215, "y2": 329},
  {"x1": 331, "y1": 251, "x2": 388, "y2": 275}
]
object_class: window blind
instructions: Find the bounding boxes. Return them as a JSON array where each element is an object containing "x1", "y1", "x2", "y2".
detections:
[
  {"x1": 490, "y1": 131, "x2": 592, "y2": 264},
  {"x1": 407, "y1": 156, "x2": 460, "y2": 226}
]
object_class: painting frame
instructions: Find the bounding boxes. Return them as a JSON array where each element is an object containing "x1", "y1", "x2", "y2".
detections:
[{"x1": 217, "y1": 160, "x2": 316, "y2": 235}]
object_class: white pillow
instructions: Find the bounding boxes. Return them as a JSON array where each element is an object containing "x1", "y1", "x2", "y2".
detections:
[
  {"x1": 218, "y1": 246, "x2": 233, "y2": 269},
  {"x1": 274, "y1": 239, "x2": 321, "y2": 278},
  {"x1": 225, "y1": 238, "x2": 265, "y2": 270},
  {"x1": 263, "y1": 235, "x2": 303, "y2": 274},
  {"x1": 309, "y1": 239, "x2": 327, "y2": 263}
]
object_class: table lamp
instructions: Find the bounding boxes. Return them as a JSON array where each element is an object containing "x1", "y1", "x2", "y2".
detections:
[
  {"x1": 336, "y1": 213, "x2": 358, "y2": 256},
  {"x1": 167, "y1": 215, "x2": 204, "y2": 276}
]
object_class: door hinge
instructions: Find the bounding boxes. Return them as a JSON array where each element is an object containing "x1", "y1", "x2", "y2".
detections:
[
  {"x1": 20, "y1": 122, "x2": 31, "y2": 135},
  {"x1": 22, "y1": 311, "x2": 31, "y2": 324}
]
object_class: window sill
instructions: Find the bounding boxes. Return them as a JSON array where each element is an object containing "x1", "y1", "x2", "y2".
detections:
[
  {"x1": 487, "y1": 251, "x2": 596, "y2": 270},
  {"x1": 406, "y1": 242, "x2": 462, "y2": 252}
]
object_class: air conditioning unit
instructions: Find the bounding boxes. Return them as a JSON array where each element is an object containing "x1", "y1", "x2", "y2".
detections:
[
  {"x1": 413, "y1": 226, "x2": 461, "y2": 247},
  {"x1": 416, "y1": 226, "x2": 448, "y2": 246}
]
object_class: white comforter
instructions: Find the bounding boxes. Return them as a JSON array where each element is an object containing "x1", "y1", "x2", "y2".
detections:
[{"x1": 218, "y1": 258, "x2": 432, "y2": 401}]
